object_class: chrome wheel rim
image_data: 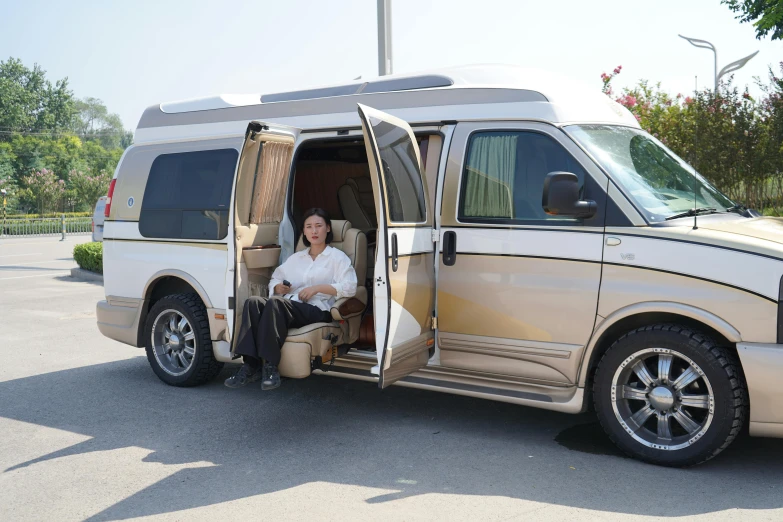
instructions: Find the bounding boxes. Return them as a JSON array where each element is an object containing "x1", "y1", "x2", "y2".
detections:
[
  {"x1": 151, "y1": 309, "x2": 196, "y2": 376},
  {"x1": 611, "y1": 348, "x2": 714, "y2": 451}
]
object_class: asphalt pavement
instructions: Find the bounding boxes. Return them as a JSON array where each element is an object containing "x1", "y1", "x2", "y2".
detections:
[{"x1": 1, "y1": 236, "x2": 782, "y2": 521}]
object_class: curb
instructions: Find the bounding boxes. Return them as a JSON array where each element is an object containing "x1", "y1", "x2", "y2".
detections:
[{"x1": 70, "y1": 267, "x2": 104, "y2": 283}]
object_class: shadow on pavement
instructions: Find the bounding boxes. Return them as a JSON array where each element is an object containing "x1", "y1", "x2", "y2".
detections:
[{"x1": 1, "y1": 357, "x2": 781, "y2": 520}]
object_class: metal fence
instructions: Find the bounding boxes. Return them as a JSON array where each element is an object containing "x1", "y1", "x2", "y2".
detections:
[{"x1": 0, "y1": 216, "x2": 92, "y2": 238}]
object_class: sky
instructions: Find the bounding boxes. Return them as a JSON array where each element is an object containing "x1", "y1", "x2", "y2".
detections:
[{"x1": 2, "y1": 0, "x2": 781, "y2": 131}]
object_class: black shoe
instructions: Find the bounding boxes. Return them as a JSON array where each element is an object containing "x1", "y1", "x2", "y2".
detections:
[
  {"x1": 224, "y1": 363, "x2": 262, "y2": 388},
  {"x1": 261, "y1": 363, "x2": 281, "y2": 391}
]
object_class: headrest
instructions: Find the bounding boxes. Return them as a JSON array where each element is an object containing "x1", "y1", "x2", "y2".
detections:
[
  {"x1": 296, "y1": 220, "x2": 353, "y2": 252},
  {"x1": 330, "y1": 220, "x2": 352, "y2": 242},
  {"x1": 347, "y1": 177, "x2": 372, "y2": 193}
]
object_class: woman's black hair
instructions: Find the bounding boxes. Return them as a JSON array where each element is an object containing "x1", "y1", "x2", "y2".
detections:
[{"x1": 301, "y1": 207, "x2": 333, "y2": 247}]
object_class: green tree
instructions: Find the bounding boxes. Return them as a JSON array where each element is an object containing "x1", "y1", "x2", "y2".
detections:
[
  {"x1": 20, "y1": 168, "x2": 65, "y2": 215},
  {"x1": 723, "y1": 0, "x2": 783, "y2": 40},
  {"x1": 0, "y1": 57, "x2": 76, "y2": 135},
  {"x1": 68, "y1": 168, "x2": 112, "y2": 209},
  {"x1": 72, "y1": 97, "x2": 128, "y2": 150}
]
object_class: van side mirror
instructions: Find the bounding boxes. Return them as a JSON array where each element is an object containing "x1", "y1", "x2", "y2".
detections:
[{"x1": 542, "y1": 172, "x2": 597, "y2": 218}]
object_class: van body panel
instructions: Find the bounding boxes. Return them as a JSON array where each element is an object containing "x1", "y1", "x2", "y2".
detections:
[
  {"x1": 138, "y1": 88, "x2": 547, "y2": 130},
  {"x1": 436, "y1": 120, "x2": 608, "y2": 384},
  {"x1": 96, "y1": 299, "x2": 143, "y2": 347},
  {"x1": 438, "y1": 332, "x2": 582, "y2": 384},
  {"x1": 109, "y1": 138, "x2": 242, "y2": 223},
  {"x1": 597, "y1": 264, "x2": 777, "y2": 342},
  {"x1": 578, "y1": 301, "x2": 748, "y2": 387},
  {"x1": 604, "y1": 224, "x2": 783, "y2": 264},
  {"x1": 103, "y1": 237, "x2": 227, "y2": 306},
  {"x1": 602, "y1": 233, "x2": 783, "y2": 302},
  {"x1": 737, "y1": 342, "x2": 783, "y2": 433},
  {"x1": 324, "y1": 353, "x2": 585, "y2": 413}
]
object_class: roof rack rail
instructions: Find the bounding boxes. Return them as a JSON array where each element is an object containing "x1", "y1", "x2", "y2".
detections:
[{"x1": 260, "y1": 74, "x2": 453, "y2": 103}]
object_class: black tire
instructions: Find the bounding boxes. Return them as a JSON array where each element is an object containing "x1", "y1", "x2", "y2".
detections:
[
  {"x1": 143, "y1": 293, "x2": 224, "y2": 387},
  {"x1": 593, "y1": 324, "x2": 747, "y2": 467}
]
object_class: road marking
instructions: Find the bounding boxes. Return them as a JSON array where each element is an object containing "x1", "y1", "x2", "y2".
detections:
[
  {"x1": 0, "y1": 253, "x2": 42, "y2": 258},
  {"x1": 1, "y1": 259, "x2": 74, "y2": 267},
  {"x1": 0, "y1": 271, "x2": 71, "y2": 281}
]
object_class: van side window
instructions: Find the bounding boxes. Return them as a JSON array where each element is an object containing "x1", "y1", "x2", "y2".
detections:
[
  {"x1": 372, "y1": 120, "x2": 426, "y2": 223},
  {"x1": 459, "y1": 131, "x2": 586, "y2": 224},
  {"x1": 139, "y1": 149, "x2": 238, "y2": 240}
]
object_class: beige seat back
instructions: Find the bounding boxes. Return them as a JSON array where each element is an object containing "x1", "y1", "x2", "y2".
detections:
[{"x1": 337, "y1": 177, "x2": 376, "y2": 234}]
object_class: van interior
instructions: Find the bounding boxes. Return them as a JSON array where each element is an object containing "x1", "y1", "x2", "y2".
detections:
[{"x1": 231, "y1": 131, "x2": 441, "y2": 371}]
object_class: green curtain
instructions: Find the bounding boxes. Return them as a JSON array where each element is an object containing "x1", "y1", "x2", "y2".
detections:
[{"x1": 463, "y1": 134, "x2": 517, "y2": 218}]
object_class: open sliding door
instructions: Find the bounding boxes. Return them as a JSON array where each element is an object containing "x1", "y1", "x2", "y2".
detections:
[
  {"x1": 358, "y1": 104, "x2": 436, "y2": 389},
  {"x1": 227, "y1": 121, "x2": 300, "y2": 344}
]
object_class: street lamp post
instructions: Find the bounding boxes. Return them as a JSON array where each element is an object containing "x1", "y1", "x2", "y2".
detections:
[
  {"x1": 377, "y1": 0, "x2": 392, "y2": 76},
  {"x1": 679, "y1": 35, "x2": 759, "y2": 91}
]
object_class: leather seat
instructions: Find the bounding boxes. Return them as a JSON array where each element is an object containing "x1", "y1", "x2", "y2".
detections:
[
  {"x1": 337, "y1": 177, "x2": 376, "y2": 280},
  {"x1": 338, "y1": 177, "x2": 376, "y2": 234},
  {"x1": 277, "y1": 220, "x2": 368, "y2": 378}
]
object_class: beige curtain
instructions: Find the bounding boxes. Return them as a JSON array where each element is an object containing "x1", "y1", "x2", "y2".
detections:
[
  {"x1": 250, "y1": 141, "x2": 294, "y2": 224},
  {"x1": 463, "y1": 134, "x2": 518, "y2": 218}
]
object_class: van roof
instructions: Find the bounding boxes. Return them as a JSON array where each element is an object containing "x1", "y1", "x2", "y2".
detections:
[{"x1": 134, "y1": 64, "x2": 639, "y2": 144}]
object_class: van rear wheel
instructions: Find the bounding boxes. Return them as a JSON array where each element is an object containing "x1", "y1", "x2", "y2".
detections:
[
  {"x1": 144, "y1": 293, "x2": 224, "y2": 387},
  {"x1": 593, "y1": 324, "x2": 746, "y2": 467}
]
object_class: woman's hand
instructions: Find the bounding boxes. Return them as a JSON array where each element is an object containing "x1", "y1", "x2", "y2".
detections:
[
  {"x1": 298, "y1": 284, "x2": 337, "y2": 302},
  {"x1": 274, "y1": 283, "x2": 291, "y2": 295},
  {"x1": 297, "y1": 286, "x2": 319, "y2": 302}
]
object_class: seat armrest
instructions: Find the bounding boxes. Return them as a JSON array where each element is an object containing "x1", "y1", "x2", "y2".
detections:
[{"x1": 331, "y1": 286, "x2": 368, "y2": 320}]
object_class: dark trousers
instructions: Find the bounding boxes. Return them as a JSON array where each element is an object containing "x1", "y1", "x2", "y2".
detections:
[{"x1": 234, "y1": 296, "x2": 332, "y2": 367}]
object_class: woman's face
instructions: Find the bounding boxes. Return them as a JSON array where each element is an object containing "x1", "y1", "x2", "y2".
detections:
[{"x1": 303, "y1": 215, "x2": 330, "y2": 247}]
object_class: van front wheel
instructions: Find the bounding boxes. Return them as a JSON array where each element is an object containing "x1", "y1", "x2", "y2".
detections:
[
  {"x1": 144, "y1": 293, "x2": 224, "y2": 387},
  {"x1": 593, "y1": 324, "x2": 746, "y2": 466}
]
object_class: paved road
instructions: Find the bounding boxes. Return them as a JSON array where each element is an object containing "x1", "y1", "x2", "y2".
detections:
[{"x1": 1, "y1": 237, "x2": 782, "y2": 521}]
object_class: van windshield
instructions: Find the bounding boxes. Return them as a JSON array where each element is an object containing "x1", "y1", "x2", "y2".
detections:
[{"x1": 565, "y1": 125, "x2": 734, "y2": 223}]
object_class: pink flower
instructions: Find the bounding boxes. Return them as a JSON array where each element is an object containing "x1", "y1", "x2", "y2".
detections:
[{"x1": 684, "y1": 96, "x2": 693, "y2": 105}]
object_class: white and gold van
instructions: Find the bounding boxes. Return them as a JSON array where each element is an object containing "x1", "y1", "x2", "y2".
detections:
[{"x1": 97, "y1": 65, "x2": 783, "y2": 466}]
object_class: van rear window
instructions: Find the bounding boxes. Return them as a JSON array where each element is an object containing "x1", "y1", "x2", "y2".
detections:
[{"x1": 139, "y1": 149, "x2": 238, "y2": 240}]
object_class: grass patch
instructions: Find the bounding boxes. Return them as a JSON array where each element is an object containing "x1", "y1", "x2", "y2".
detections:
[{"x1": 73, "y1": 242, "x2": 103, "y2": 274}]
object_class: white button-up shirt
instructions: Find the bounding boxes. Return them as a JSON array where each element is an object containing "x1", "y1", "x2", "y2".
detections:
[{"x1": 268, "y1": 246, "x2": 358, "y2": 311}]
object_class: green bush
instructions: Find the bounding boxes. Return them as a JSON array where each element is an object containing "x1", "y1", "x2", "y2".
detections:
[
  {"x1": 7, "y1": 212, "x2": 93, "y2": 219},
  {"x1": 73, "y1": 242, "x2": 103, "y2": 274}
]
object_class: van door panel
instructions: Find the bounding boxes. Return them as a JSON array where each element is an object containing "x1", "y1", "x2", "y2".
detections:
[
  {"x1": 358, "y1": 104, "x2": 436, "y2": 388},
  {"x1": 436, "y1": 121, "x2": 608, "y2": 385},
  {"x1": 228, "y1": 122, "x2": 300, "y2": 343}
]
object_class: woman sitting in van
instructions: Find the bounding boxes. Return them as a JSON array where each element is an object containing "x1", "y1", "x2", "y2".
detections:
[{"x1": 226, "y1": 208, "x2": 358, "y2": 391}]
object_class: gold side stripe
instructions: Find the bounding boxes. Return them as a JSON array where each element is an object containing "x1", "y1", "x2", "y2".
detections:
[{"x1": 104, "y1": 238, "x2": 228, "y2": 250}]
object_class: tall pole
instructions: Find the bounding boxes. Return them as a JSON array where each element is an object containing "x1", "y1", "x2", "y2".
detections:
[{"x1": 377, "y1": 0, "x2": 392, "y2": 76}]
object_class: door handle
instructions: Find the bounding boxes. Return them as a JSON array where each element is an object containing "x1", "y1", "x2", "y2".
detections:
[
  {"x1": 391, "y1": 233, "x2": 398, "y2": 272},
  {"x1": 605, "y1": 237, "x2": 621, "y2": 247},
  {"x1": 443, "y1": 231, "x2": 457, "y2": 266}
]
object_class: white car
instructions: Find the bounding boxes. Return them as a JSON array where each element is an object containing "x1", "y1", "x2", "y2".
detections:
[{"x1": 92, "y1": 196, "x2": 107, "y2": 242}]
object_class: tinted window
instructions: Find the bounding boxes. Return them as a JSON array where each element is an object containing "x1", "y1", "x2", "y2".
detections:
[
  {"x1": 140, "y1": 149, "x2": 238, "y2": 239},
  {"x1": 368, "y1": 119, "x2": 426, "y2": 223},
  {"x1": 459, "y1": 131, "x2": 587, "y2": 223}
]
